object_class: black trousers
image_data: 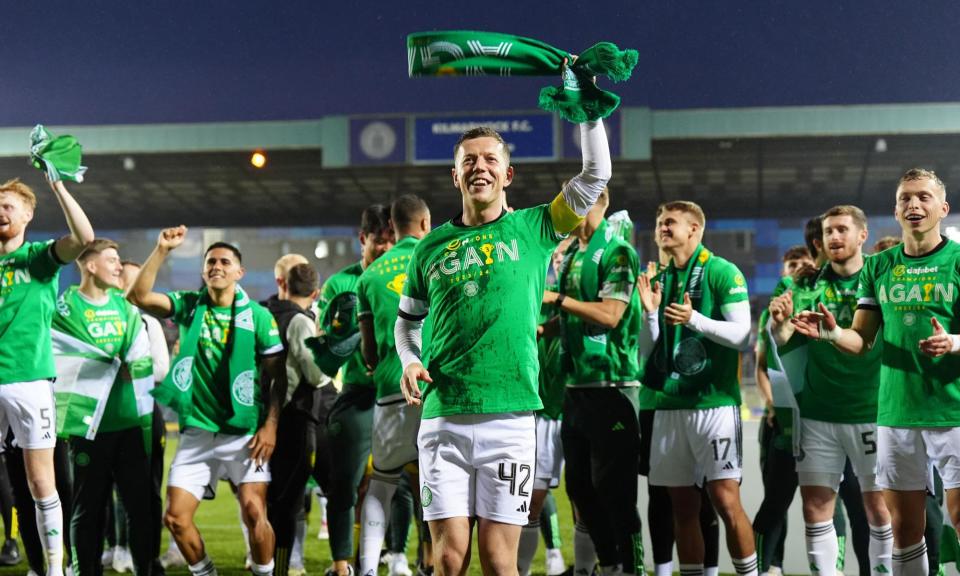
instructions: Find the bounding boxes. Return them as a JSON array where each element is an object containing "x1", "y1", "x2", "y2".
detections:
[
  {"x1": 268, "y1": 404, "x2": 317, "y2": 576},
  {"x1": 69, "y1": 428, "x2": 154, "y2": 576},
  {"x1": 563, "y1": 387, "x2": 643, "y2": 573}
]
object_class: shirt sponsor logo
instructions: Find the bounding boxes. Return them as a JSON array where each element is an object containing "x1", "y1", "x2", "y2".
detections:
[
  {"x1": 728, "y1": 286, "x2": 748, "y2": 295},
  {"x1": 893, "y1": 264, "x2": 939, "y2": 277}
]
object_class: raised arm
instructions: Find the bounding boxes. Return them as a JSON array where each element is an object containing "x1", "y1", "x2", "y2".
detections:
[
  {"x1": 50, "y1": 180, "x2": 95, "y2": 263},
  {"x1": 551, "y1": 120, "x2": 612, "y2": 234},
  {"x1": 126, "y1": 226, "x2": 187, "y2": 318}
]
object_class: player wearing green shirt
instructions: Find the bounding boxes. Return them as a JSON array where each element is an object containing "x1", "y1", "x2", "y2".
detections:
[
  {"x1": 128, "y1": 228, "x2": 287, "y2": 576},
  {"x1": 395, "y1": 120, "x2": 611, "y2": 575},
  {"x1": 356, "y1": 195, "x2": 431, "y2": 576},
  {"x1": 541, "y1": 192, "x2": 644, "y2": 575},
  {"x1": 0, "y1": 176, "x2": 94, "y2": 576},
  {"x1": 319, "y1": 204, "x2": 394, "y2": 576},
  {"x1": 769, "y1": 206, "x2": 892, "y2": 576},
  {"x1": 50, "y1": 239, "x2": 157, "y2": 576},
  {"x1": 791, "y1": 169, "x2": 960, "y2": 576},
  {"x1": 637, "y1": 201, "x2": 757, "y2": 576}
]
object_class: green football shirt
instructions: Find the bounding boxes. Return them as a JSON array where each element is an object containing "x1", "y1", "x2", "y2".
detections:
[
  {"x1": 758, "y1": 276, "x2": 794, "y2": 372},
  {"x1": 52, "y1": 287, "x2": 143, "y2": 432},
  {"x1": 357, "y1": 236, "x2": 432, "y2": 399},
  {"x1": 537, "y1": 283, "x2": 564, "y2": 420},
  {"x1": 168, "y1": 290, "x2": 283, "y2": 434},
  {"x1": 797, "y1": 264, "x2": 881, "y2": 423},
  {"x1": 401, "y1": 205, "x2": 562, "y2": 418},
  {"x1": 0, "y1": 240, "x2": 62, "y2": 384},
  {"x1": 560, "y1": 237, "x2": 641, "y2": 386},
  {"x1": 319, "y1": 261, "x2": 373, "y2": 389},
  {"x1": 857, "y1": 238, "x2": 960, "y2": 427},
  {"x1": 654, "y1": 251, "x2": 750, "y2": 410}
]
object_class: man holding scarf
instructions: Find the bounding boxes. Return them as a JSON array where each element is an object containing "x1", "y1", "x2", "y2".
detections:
[
  {"x1": 541, "y1": 190, "x2": 643, "y2": 576},
  {"x1": 395, "y1": 117, "x2": 611, "y2": 576},
  {"x1": 637, "y1": 201, "x2": 756, "y2": 576},
  {"x1": 128, "y1": 227, "x2": 287, "y2": 576},
  {"x1": 50, "y1": 238, "x2": 156, "y2": 575}
]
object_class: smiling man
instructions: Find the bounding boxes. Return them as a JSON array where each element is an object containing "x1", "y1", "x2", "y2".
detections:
[
  {"x1": 395, "y1": 118, "x2": 610, "y2": 576},
  {"x1": 791, "y1": 169, "x2": 960, "y2": 576},
  {"x1": 767, "y1": 206, "x2": 892, "y2": 576},
  {"x1": 128, "y1": 227, "x2": 287, "y2": 576}
]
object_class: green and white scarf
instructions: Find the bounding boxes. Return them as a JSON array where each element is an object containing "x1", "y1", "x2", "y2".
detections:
[
  {"x1": 30, "y1": 124, "x2": 87, "y2": 183},
  {"x1": 407, "y1": 31, "x2": 638, "y2": 123},
  {"x1": 154, "y1": 286, "x2": 261, "y2": 432},
  {"x1": 51, "y1": 288, "x2": 154, "y2": 450},
  {"x1": 558, "y1": 218, "x2": 612, "y2": 372}
]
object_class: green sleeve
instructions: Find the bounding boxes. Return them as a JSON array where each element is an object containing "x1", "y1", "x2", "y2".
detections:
[
  {"x1": 598, "y1": 242, "x2": 640, "y2": 302},
  {"x1": 166, "y1": 291, "x2": 199, "y2": 326},
  {"x1": 520, "y1": 204, "x2": 564, "y2": 250},
  {"x1": 713, "y1": 260, "x2": 750, "y2": 307},
  {"x1": 28, "y1": 240, "x2": 62, "y2": 282},
  {"x1": 254, "y1": 305, "x2": 283, "y2": 355},
  {"x1": 857, "y1": 255, "x2": 877, "y2": 304},
  {"x1": 402, "y1": 247, "x2": 427, "y2": 303},
  {"x1": 356, "y1": 275, "x2": 372, "y2": 318}
]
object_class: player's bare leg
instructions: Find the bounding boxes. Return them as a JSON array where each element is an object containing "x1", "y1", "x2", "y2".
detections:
[
  {"x1": 429, "y1": 518, "x2": 473, "y2": 576},
  {"x1": 477, "y1": 518, "x2": 523, "y2": 576}
]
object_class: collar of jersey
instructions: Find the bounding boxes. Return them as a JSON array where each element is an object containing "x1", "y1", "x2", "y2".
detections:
[
  {"x1": 902, "y1": 235, "x2": 948, "y2": 259},
  {"x1": 452, "y1": 207, "x2": 507, "y2": 228}
]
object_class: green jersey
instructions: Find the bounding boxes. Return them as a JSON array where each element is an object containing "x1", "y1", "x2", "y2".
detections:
[
  {"x1": 537, "y1": 283, "x2": 564, "y2": 420},
  {"x1": 357, "y1": 236, "x2": 432, "y2": 399},
  {"x1": 758, "y1": 276, "x2": 794, "y2": 372},
  {"x1": 857, "y1": 239, "x2": 960, "y2": 427},
  {"x1": 648, "y1": 246, "x2": 750, "y2": 410},
  {"x1": 319, "y1": 262, "x2": 373, "y2": 388},
  {"x1": 52, "y1": 288, "x2": 150, "y2": 433},
  {"x1": 0, "y1": 240, "x2": 62, "y2": 384},
  {"x1": 401, "y1": 205, "x2": 562, "y2": 418},
  {"x1": 168, "y1": 290, "x2": 283, "y2": 434},
  {"x1": 559, "y1": 228, "x2": 641, "y2": 387},
  {"x1": 792, "y1": 264, "x2": 881, "y2": 423}
]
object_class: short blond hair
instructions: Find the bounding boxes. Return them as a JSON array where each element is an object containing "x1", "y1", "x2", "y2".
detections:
[
  {"x1": 656, "y1": 201, "x2": 706, "y2": 227},
  {"x1": 0, "y1": 178, "x2": 37, "y2": 211},
  {"x1": 900, "y1": 168, "x2": 946, "y2": 198},
  {"x1": 77, "y1": 238, "x2": 119, "y2": 264},
  {"x1": 274, "y1": 253, "x2": 308, "y2": 280}
]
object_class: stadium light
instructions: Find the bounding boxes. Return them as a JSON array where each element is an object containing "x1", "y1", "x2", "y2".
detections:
[
  {"x1": 315, "y1": 240, "x2": 329, "y2": 259},
  {"x1": 250, "y1": 151, "x2": 267, "y2": 168}
]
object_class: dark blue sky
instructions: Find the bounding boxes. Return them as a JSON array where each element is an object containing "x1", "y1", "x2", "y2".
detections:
[{"x1": 3, "y1": 1, "x2": 959, "y2": 126}]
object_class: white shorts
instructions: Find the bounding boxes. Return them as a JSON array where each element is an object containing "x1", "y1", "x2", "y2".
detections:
[
  {"x1": 797, "y1": 419, "x2": 879, "y2": 492},
  {"x1": 877, "y1": 426, "x2": 960, "y2": 491},
  {"x1": 372, "y1": 395, "x2": 420, "y2": 473},
  {"x1": 649, "y1": 406, "x2": 742, "y2": 487},
  {"x1": 418, "y1": 412, "x2": 535, "y2": 525},
  {"x1": 167, "y1": 427, "x2": 271, "y2": 501},
  {"x1": 534, "y1": 416, "x2": 563, "y2": 490},
  {"x1": 0, "y1": 381, "x2": 56, "y2": 450}
]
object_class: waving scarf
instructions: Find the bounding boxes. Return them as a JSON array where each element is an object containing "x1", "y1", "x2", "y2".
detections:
[
  {"x1": 407, "y1": 31, "x2": 638, "y2": 123},
  {"x1": 153, "y1": 286, "x2": 261, "y2": 433},
  {"x1": 30, "y1": 124, "x2": 88, "y2": 183}
]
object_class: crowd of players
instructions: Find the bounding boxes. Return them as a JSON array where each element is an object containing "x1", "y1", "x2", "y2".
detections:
[{"x1": 0, "y1": 114, "x2": 958, "y2": 576}]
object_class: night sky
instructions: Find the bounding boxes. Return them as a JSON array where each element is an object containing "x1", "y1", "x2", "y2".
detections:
[{"x1": 3, "y1": 1, "x2": 960, "y2": 127}]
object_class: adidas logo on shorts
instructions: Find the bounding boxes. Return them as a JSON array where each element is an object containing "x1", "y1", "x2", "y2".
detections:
[
  {"x1": 722, "y1": 461, "x2": 735, "y2": 471},
  {"x1": 516, "y1": 501, "x2": 528, "y2": 513}
]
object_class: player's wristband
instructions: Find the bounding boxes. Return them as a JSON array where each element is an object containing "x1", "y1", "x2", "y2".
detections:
[
  {"x1": 950, "y1": 334, "x2": 960, "y2": 354},
  {"x1": 819, "y1": 324, "x2": 843, "y2": 343},
  {"x1": 555, "y1": 293, "x2": 566, "y2": 308}
]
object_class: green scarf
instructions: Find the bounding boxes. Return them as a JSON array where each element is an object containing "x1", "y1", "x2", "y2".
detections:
[
  {"x1": 407, "y1": 31, "x2": 638, "y2": 123},
  {"x1": 558, "y1": 219, "x2": 611, "y2": 370},
  {"x1": 642, "y1": 244, "x2": 714, "y2": 393},
  {"x1": 30, "y1": 124, "x2": 88, "y2": 183},
  {"x1": 153, "y1": 286, "x2": 260, "y2": 432}
]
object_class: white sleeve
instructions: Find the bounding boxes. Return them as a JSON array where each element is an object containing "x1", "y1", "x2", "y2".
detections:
[
  {"x1": 639, "y1": 310, "x2": 660, "y2": 359},
  {"x1": 288, "y1": 315, "x2": 330, "y2": 388},
  {"x1": 395, "y1": 316, "x2": 424, "y2": 369},
  {"x1": 142, "y1": 314, "x2": 170, "y2": 383},
  {"x1": 685, "y1": 301, "x2": 752, "y2": 351},
  {"x1": 561, "y1": 119, "x2": 612, "y2": 217}
]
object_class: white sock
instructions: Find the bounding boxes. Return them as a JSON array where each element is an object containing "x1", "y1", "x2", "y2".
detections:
[
  {"x1": 251, "y1": 560, "x2": 275, "y2": 576},
  {"x1": 732, "y1": 553, "x2": 758, "y2": 576},
  {"x1": 35, "y1": 494, "x2": 63, "y2": 576},
  {"x1": 291, "y1": 515, "x2": 306, "y2": 567},
  {"x1": 869, "y1": 523, "x2": 893, "y2": 575},
  {"x1": 655, "y1": 562, "x2": 674, "y2": 576},
  {"x1": 679, "y1": 563, "x2": 705, "y2": 576},
  {"x1": 518, "y1": 521, "x2": 540, "y2": 576},
  {"x1": 188, "y1": 555, "x2": 218, "y2": 576},
  {"x1": 705, "y1": 566, "x2": 720, "y2": 576},
  {"x1": 806, "y1": 521, "x2": 839, "y2": 575},
  {"x1": 893, "y1": 539, "x2": 928, "y2": 576},
  {"x1": 574, "y1": 522, "x2": 597, "y2": 576},
  {"x1": 359, "y1": 475, "x2": 399, "y2": 576}
]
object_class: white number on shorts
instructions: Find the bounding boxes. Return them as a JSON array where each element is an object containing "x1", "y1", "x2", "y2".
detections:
[
  {"x1": 710, "y1": 437, "x2": 731, "y2": 461},
  {"x1": 39, "y1": 408, "x2": 51, "y2": 431},
  {"x1": 498, "y1": 462, "x2": 532, "y2": 497},
  {"x1": 860, "y1": 431, "x2": 877, "y2": 455}
]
